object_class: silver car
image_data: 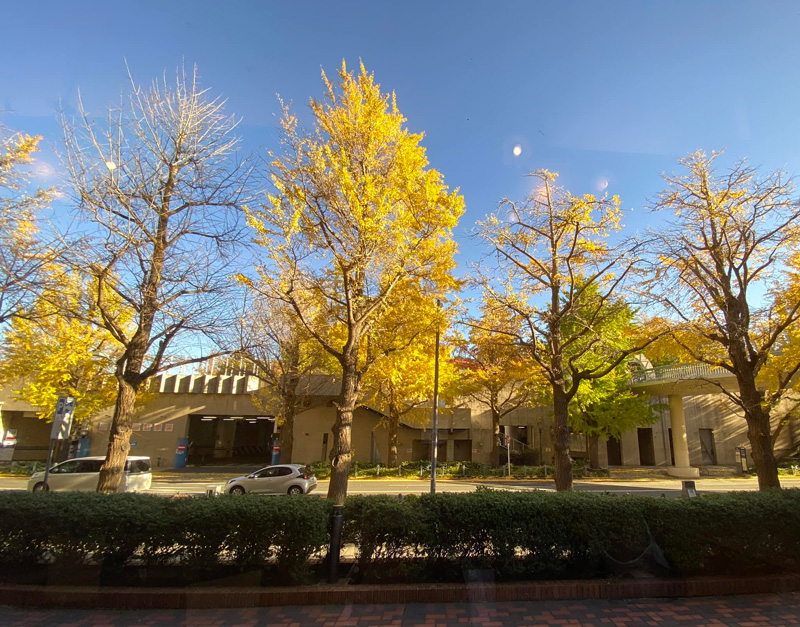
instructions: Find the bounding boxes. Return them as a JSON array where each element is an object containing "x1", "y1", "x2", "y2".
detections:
[{"x1": 225, "y1": 464, "x2": 317, "y2": 496}]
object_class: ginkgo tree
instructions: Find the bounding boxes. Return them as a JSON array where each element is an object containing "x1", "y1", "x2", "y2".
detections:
[
  {"x1": 478, "y1": 171, "x2": 662, "y2": 491},
  {"x1": 561, "y1": 282, "x2": 661, "y2": 468},
  {"x1": 648, "y1": 151, "x2": 800, "y2": 490},
  {"x1": 0, "y1": 126, "x2": 57, "y2": 323},
  {"x1": 61, "y1": 67, "x2": 250, "y2": 492},
  {"x1": 246, "y1": 61, "x2": 463, "y2": 504},
  {"x1": 0, "y1": 270, "x2": 121, "y2": 424},
  {"x1": 458, "y1": 302, "x2": 541, "y2": 466}
]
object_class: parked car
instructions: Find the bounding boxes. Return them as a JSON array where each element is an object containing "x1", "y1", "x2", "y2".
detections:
[
  {"x1": 27, "y1": 456, "x2": 152, "y2": 492},
  {"x1": 225, "y1": 464, "x2": 317, "y2": 495}
]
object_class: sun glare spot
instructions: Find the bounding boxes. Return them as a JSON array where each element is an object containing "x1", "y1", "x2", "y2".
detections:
[{"x1": 512, "y1": 145, "x2": 522, "y2": 157}]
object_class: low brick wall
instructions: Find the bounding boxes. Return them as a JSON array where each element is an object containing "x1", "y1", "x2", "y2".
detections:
[{"x1": 2, "y1": 575, "x2": 799, "y2": 609}]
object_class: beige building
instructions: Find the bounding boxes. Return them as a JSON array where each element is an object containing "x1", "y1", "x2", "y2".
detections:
[{"x1": 1, "y1": 364, "x2": 798, "y2": 472}]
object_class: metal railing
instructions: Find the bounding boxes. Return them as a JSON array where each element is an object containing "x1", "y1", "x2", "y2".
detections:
[{"x1": 629, "y1": 362, "x2": 730, "y2": 385}]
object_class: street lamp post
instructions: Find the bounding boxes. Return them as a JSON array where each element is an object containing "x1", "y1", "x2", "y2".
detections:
[{"x1": 430, "y1": 302, "x2": 441, "y2": 494}]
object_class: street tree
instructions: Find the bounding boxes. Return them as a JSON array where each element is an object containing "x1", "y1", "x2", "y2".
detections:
[
  {"x1": 458, "y1": 303, "x2": 541, "y2": 467},
  {"x1": 478, "y1": 171, "x2": 661, "y2": 491},
  {"x1": 560, "y1": 282, "x2": 661, "y2": 468},
  {"x1": 648, "y1": 151, "x2": 800, "y2": 490},
  {"x1": 61, "y1": 67, "x2": 250, "y2": 492},
  {"x1": 246, "y1": 61, "x2": 463, "y2": 504},
  {"x1": 0, "y1": 270, "x2": 120, "y2": 424},
  {"x1": 0, "y1": 127, "x2": 57, "y2": 323}
]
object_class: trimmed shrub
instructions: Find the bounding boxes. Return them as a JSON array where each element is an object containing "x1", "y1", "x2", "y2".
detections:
[
  {"x1": 0, "y1": 492, "x2": 330, "y2": 585},
  {"x1": 1, "y1": 489, "x2": 799, "y2": 586}
]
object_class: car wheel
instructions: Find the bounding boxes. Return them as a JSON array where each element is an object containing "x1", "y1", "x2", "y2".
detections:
[
  {"x1": 229, "y1": 486, "x2": 245, "y2": 495},
  {"x1": 287, "y1": 485, "x2": 303, "y2": 496},
  {"x1": 32, "y1": 482, "x2": 48, "y2": 492}
]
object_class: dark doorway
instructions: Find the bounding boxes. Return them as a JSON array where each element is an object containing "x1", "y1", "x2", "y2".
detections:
[
  {"x1": 321, "y1": 432, "x2": 329, "y2": 462},
  {"x1": 453, "y1": 440, "x2": 472, "y2": 461},
  {"x1": 699, "y1": 429, "x2": 717, "y2": 465},
  {"x1": 606, "y1": 437, "x2": 622, "y2": 466},
  {"x1": 187, "y1": 416, "x2": 274, "y2": 464},
  {"x1": 637, "y1": 428, "x2": 656, "y2": 466}
]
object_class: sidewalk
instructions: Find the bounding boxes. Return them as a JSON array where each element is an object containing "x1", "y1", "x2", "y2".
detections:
[{"x1": 3, "y1": 593, "x2": 799, "y2": 626}]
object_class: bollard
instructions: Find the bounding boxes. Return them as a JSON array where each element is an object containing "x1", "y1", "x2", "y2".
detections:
[
  {"x1": 354, "y1": 462, "x2": 358, "y2": 478},
  {"x1": 376, "y1": 463, "x2": 380, "y2": 477},
  {"x1": 399, "y1": 464, "x2": 402, "y2": 477},
  {"x1": 462, "y1": 463, "x2": 465, "y2": 477},
  {"x1": 327, "y1": 504, "x2": 345, "y2": 583},
  {"x1": 523, "y1": 465, "x2": 527, "y2": 478},
  {"x1": 482, "y1": 464, "x2": 487, "y2": 478}
]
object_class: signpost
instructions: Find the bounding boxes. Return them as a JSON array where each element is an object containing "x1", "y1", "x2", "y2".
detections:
[
  {"x1": 42, "y1": 397, "x2": 76, "y2": 491},
  {"x1": 506, "y1": 434, "x2": 512, "y2": 477}
]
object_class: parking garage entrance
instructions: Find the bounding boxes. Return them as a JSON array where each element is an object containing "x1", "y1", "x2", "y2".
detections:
[{"x1": 187, "y1": 415, "x2": 276, "y2": 464}]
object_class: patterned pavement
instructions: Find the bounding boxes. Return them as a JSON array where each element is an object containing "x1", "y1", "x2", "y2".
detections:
[{"x1": 2, "y1": 593, "x2": 800, "y2": 627}]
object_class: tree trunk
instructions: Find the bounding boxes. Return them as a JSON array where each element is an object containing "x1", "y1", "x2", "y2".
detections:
[
  {"x1": 745, "y1": 406, "x2": 781, "y2": 489},
  {"x1": 387, "y1": 409, "x2": 399, "y2": 467},
  {"x1": 491, "y1": 407, "x2": 501, "y2": 467},
  {"x1": 278, "y1": 376, "x2": 298, "y2": 464},
  {"x1": 97, "y1": 378, "x2": 138, "y2": 493},
  {"x1": 552, "y1": 383, "x2": 573, "y2": 491},
  {"x1": 327, "y1": 362, "x2": 359, "y2": 505},
  {"x1": 734, "y1": 360, "x2": 781, "y2": 489},
  {"x1": 278, "y1": 405, "x2": 295, "y2": 464},
  {"x1": 588, "y1": 433, "x2": 601, "y2": 469}
]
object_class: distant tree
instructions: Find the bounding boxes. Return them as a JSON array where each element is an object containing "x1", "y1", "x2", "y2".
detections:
[
  {"x1": 61, "y1": 67, "x2": 251, "y2": 492},
  {"x1": 478, "y1": 171, "x2": 662, "y2": 491},
  {"x1": 246, "y1": 62, "x2": 463, "y2": 504},
  {"x1": 570, "y1": 365, "x2": 661, "y2": 469},
  {"x1": 0, "y1": 270, "x2": 120, "y2": 424},
  {"x1": 0, "y1": 126, "x2": 57, "y2": 323},
  {"x1": 458, "y1": 303, "x2": 541, "y2": 467},
  {"x1": 238, "y1": 295, "x2": 332, "y2": 464},
  {"x1": 362, "y1": 293, "x2": 455, "y2": 467},
  {"x1": 648, "y1": 151, "x2": 800, "y2": 490}
]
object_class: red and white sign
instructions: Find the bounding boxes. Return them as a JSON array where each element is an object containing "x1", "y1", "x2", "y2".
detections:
[{"x1": 176, "y1": 443, "x2": 187, "y2": 454}]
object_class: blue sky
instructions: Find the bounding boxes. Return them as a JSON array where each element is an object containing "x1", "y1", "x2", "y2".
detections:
[{"x1": 3, "y1": 1, "x2": 800, "y2": 271}]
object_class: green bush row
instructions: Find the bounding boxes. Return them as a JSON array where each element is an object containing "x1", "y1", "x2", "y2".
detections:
[
  {"x1": 0, "y1": 492, "x2": 330, "y2": 584},
  {"x1": 342, "y1": 489, "x2": 800, "y2": 583},
  {"x1": 308, "y1": 459, "x2": 608, "y2": 480},
  {"x1": 1, "y1": 489, "x2": 798, "y2": 586}
]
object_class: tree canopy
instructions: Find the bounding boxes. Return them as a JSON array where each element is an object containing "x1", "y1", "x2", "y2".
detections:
[{"x1": 246, "y1": 61, "x2": 463, "y2": 503}]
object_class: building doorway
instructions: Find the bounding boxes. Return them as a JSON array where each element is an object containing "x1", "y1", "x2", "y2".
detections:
[
  {"x1": 606, "y1": 437, "x2": 622, "y2": 466},
  {"x1": 699, "y1": 429, "x2": 717, "y2": 465},
  {"x1": 637, "y1": 428, "x2": 656, "y2": 466}
]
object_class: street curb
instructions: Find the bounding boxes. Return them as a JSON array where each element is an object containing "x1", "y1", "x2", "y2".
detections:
[{"x1": 1, "y1": 574, "x2": 799, "y2": 609}]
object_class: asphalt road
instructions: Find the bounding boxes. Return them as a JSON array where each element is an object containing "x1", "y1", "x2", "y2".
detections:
[{"x1": 2, "y1": 475, "x2": 799, "y2": 497}]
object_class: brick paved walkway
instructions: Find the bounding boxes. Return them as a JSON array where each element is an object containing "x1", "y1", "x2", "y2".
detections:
[{"x1": 2, "y1": 593, "x2": 800, "y2": 626}]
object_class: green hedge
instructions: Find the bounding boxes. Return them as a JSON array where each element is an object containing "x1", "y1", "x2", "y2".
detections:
[
  {"x1": 0, "y1": 492, "x2": 330, "y2": 584},
  {"x1": 309, "y1": 459, "x2": 607, "y2": 480},
  {"x1": 1, "y1": 489, "x2": 798, "y2": 586},
  {"x1": 342, "y1": 489, "x2": 800, "y2": 583}
]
